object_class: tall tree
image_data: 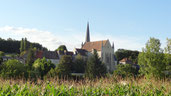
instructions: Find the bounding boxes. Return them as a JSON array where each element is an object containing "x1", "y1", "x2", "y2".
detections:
[
  {"x1": 26, "y1": 48, "x2": 35, "y2": 69},
  {"x1": 56, "y1": 55, "x2": 72, "y2": 77},
  {"x1": 85, "y1": 50, "x2": 107, "y2": 79},
  {"x1": 24, "y1": 38, "x2": 27, "y2": 51},
  {"x1": 164, "y1": 38, "x2": 171, "y2": 76},
  {"x1": 72, "y1": 54, "x2": 86, "y2": 73},
  {"x1": 138, "y1": 37, "x2": 165, "y2": 78},
  {"x1": 20, "y1": 38, "x2": 24, "y2": 52}
]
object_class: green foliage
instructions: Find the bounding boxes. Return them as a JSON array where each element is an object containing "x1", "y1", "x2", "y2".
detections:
[
  {"x1": 0, "y1": 51, "x2": 5, "y2": 57},
  {"x1": 114, "y1": 64, "x2": 139, "y2": 78},
  {"x1": 32, "y1": 57, "x2": 55, "y2": 79},
  {"x1": 0, "y1": 57, "x2": 2, "y2": 65},
  {"x1": 26, "y1": 48, "x2": 35, "y2": 69},
  {"x1": 55, "y1": 55, "x2": 72, "y2": 77},
  {"x1": 0, "y1": 59, "x2": 26, "y2": 78},
  {"x1": 164, "y1": 38, "x2": 171, "y2": 77},
  {"x1": 24, "y1": 38, "x2": 28, "y2": 51},
  {"x1": 56, "y1": 45, "x2": 67, "y2": 52},
  {"x1": 138, "y1": 37, "x2": 166, "y2": 78},
  {"x1": 72, "y1": 54, "x2": 86, "y2": 73},
  {"x1": 0, "y1": 78, "x2": 170, "y2": 96},
  {"x1": 0, "y1": 37, "x2": 47, "y2": 54},
  {"x1": 115, "y1": 49, "x2": 139, "y2": 64},
  {"x1": 85, "y1": 50, "x2": 107, "y2": 79},
  {"x1": 20, "y1": 38, "x2": 24, "y2": 52}
]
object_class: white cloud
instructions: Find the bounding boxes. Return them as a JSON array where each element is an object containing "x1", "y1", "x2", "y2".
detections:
[
  {"x1": 0, "y1": 26, "x2": 145, "y2": 51},
  {"x1": 0, "y1": 26, "x2": 66, "y2": 51}
]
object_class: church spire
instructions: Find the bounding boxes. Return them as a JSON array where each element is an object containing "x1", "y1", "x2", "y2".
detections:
[{"x1": 85, "y1": 22, "x2": 90, "y2": 43}]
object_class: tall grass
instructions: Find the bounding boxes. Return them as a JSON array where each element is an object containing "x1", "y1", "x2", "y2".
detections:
[{"x1": 0, "y1": 77, "x2": 170, "y2": 96}]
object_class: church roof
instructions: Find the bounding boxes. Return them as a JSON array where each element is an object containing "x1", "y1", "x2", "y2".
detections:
[
  {"x1": 75, "y1": 48, "x2": 88, "y2": 56},
  {"x1": 81, "y1": 40, "x2": 108, "y2": 51}
]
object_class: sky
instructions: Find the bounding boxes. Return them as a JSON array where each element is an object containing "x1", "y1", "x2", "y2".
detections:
[{"x1": 0, "y1": 0, "x2": 170, "y2": 51}]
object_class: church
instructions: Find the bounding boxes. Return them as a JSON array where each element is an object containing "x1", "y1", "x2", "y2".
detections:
[{"x1": 74, "y1": 23, "x2": 117, "y2": 72}]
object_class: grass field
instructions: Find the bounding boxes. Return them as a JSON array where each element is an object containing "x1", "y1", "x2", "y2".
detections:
[{"x1": 0, "y1": 77, "x2": 170, "y2": 96}]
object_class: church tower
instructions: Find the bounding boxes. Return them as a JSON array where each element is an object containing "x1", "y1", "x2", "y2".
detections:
[{"x1": 85, "y1": 22, "x2": 90, "y2": 43}]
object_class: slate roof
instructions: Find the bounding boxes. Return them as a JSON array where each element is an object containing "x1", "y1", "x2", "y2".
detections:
[
  {"x1": 75, "y1": 48, "x2": 87, "y2": 56},
  {"x1": 81, "y1": 40, "x2": 108, "y2": 51}
]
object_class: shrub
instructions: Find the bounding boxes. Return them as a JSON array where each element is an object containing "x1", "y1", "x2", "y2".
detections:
[
  {"x1": 32, "y1": 57, "x2": 55, "y2": 79},
  {"x1": 114, "y1": 64, "x2": 139, "y2": 78},
  {"x1": 0, "y1": 59, "x2": 26, "y2": 78}
]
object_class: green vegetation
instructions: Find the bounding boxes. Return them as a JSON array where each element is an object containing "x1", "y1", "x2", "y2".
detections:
[
  {"x1": 0, "y1": 37, "x2": 170, "y2": 95},
  {"x1": 0, "y1": 59, "x2": 26, "y2": 78},
  {"x1": 138, "y1": 37, "x2": 166, "y2": 78},
  {"x1": 56, "y1": 45, "x2": 67, "y2": 52},
  {"x1": 72, "y1": 54, "x2": 86, "y2": 73},
  {"x1": 0, "y1": 77, "x2": 170, "y2": 96},
  {"x1": 115, "y1": 49, "x2": 139, "y2": 64},
  {"x1": 55, "y1": 55, "x2": 73, "y2": 77},
  {"x1": 85, "y1": 50, "x2": 107, "y2": 79},
  {"x1": 0, "y1": 37, "x2": 47, "y2": 54},
  {"x1": 114, "y1": 64, "x2": 139, "y2": 78},
  {"x1": 33, "y1": 57, "x2": 55, "y2": 79},
  {"x1": 0, "y1": 51, "x2": 4, "y2": 57},
  {"x1": 26, "y1": 48, "x2": 35, "y2": 69}
]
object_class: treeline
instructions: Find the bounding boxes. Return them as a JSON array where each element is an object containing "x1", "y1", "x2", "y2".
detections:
[
  {"x1": 115, "y1": 49, "x2": 139, "y2": 64},
  {"x1": 114, "y1": 37, "x2": 171, "y2": 78},
  {"x1": 0, "y1": 44, "x2": 107, "y2": 79},
  {"x1": 0, "y1": 37, "x2": 47, "y2": 53}
]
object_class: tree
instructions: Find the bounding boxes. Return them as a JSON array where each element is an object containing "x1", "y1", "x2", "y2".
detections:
[
  {"x1": 115, "y1": 49, "x2": 139, "y2": 64},
  {"x1": 20, "y1": 38, "x2": 24, "y2": 52},
  {"x1": 85, "y1": 50, "x2": 107, "y2": 79},
  {"x1": 55, "y1": 55, "x2": 72, "y2": 77},
  {"x1": 26, "y1": 48, "x2": 35, "y2": 69},
  {"x1": 32, "y1": 57, "x2": 55, "y2": 79},
  {"x1": 0, "y1": 57, "x2": 3, "y2": 65},
  {"x1": 24, "y1": 38, "x2": 28, "y2": 51},
  {"x1": 164, "y1": 38, "x2": 171, "y2": 77},
  {"x1": 0, "y1": 37, "x2": 47, "y2": 54},
  {"x1": 72, "y1": 54, "x2": 86, "y2": 73},
  {"x1": 0, "y1": 59, "x2": 26, "y2": 78},
  {"x1": 0, "y1": 51, "x2": 4, "y2": 57},
  {"x1": 0, "y1": 51, "x2": 4, "y2": 65},
  {"x1": 138, "y1": 37, "x2": 166, "y2": 78},
  {"x1": 56, "y1": 45, "x2": 67, "y2": 52},
  {"x1": 114, "y1": 64, "x2": 139, "y2": 78}
]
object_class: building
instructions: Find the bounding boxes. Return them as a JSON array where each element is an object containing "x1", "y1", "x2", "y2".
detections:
[
  {"x1": 35, "y1": 51, "x2": 59, "y2": 66},
  {"x1": 74, "y1": 22, "x2": 117, "y2": 72},
  {"x1": 119, "y1": 58, "x2": 133, "y2": 65},
  {"x1": 20, "y1": 50, "x2": 60, "y2": 66}
]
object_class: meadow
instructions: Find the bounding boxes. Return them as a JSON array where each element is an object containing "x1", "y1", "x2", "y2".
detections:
[{"x1": 0, "y1": 77, "x2": 170, "y2": 96}]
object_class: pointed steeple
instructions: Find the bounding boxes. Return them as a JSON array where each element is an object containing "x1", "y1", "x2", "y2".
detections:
[{"x1": 85, "y1": 22, "x2": 90, "y2": 43}]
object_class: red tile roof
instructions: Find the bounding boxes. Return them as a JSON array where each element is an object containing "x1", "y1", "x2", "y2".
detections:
[
  {"x1": 36, "y1": 51, "x2": 43, "y2": 58},
  {"x1": 81, "y1": 40, "x2": 108, "y2": 51}
]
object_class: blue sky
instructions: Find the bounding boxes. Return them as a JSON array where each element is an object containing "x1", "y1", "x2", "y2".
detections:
[{"x1": 0, "y1": 0, "x2": 170, "y2": 51}]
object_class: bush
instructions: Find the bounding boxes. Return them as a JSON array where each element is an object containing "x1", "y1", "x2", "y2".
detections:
[
  {"x1": 114, "y1": 64, "x2": 139, "y2": 78},
  {"x1": 32, "y1": 57, "x2": 55, "y2": 79},
  {"x1": 0, "y1": 59, "x2": 26, "y2": 78}
]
